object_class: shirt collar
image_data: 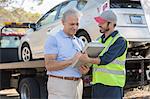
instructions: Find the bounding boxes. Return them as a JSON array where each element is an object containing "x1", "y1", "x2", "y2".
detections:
[{"x1": 61, "y1": 30, "x2": 76, "y2": 39}]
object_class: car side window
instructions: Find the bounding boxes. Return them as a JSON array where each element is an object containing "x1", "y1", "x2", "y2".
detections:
[
  {"x1": 57, "y1": 1, "x2": 70, "y2": 19},
  {"x1": 76, "y1": 0, "x2": 87, "y2": 10},
  {"x1": 37, "y1": 5, "x2": 60, "y2": 28}
]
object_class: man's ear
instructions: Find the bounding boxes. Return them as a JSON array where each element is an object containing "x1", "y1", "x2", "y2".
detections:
[
  {"x1": 114, "y1": 24, "x2": 116, "y2": 27},
  {"x1": 62, "y1": 19, "x2": 64, "y2": 25},
  {"x1": 109, "y1": 22, "x2": 115, "y2": 28}
]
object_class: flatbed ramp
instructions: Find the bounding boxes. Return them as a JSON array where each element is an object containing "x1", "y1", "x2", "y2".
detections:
[{"x1": 0, "y1": 60, "x2": 44, "y2": 69}]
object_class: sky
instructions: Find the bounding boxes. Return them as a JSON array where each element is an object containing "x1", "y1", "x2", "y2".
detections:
[
  {"x1": 7, "y1": 0, "x2": 65, "y2": 14},
  {"x1": 22, "y1": 0, "x2": 65, "y2": 14}
]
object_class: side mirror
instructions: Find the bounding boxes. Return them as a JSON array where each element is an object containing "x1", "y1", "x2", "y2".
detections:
[{"x1": 29, "y1": 23, "x2": 37, "y2": 31}]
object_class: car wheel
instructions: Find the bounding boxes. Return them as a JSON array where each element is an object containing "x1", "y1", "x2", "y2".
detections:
[
  {"x1": 21, "y1": 44, "x2": 32, "y2": 62},
  {"x1": 19, "y1": 78, "x2": 40, "y2": 99},
  {"x1": 76, "y1": 31, "x2": 91, "y2": 44}
]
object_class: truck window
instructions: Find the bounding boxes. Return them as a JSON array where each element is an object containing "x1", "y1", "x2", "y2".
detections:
[
  {"x1": 110, "y1": 0, "x2": 142, "y2": 9},
  {"x1": 2, "y1": 28, "x2": 14, "y2": 34},
  {"x1": 0, "y1": 36, "x2": 20, "y2": 48}
]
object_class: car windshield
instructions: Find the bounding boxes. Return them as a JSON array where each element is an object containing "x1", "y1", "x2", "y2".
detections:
[
  {"x1": 110, "y1": 0, "x2": 142, "y2": 9},
  {"x1": 0, "y1": 36, "x2": 21, "y2": 48}
]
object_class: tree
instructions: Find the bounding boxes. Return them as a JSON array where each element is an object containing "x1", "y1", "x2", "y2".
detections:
[
  {"x1": 0, "y1": 0, "x2": 44, "y2": 8},
  {"x1": 0, "y1": 7, "x2": 40, "y2": 26}
]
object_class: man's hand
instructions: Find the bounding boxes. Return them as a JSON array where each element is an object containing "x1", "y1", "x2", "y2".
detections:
[
  {"x1": 79, "y1": 53, "x2": 101, "y2": 65},
  {"x1": 70, "y1": 52, "x2": 82, "y2": 64},
  {"x1": 79, "y1": 53, "x2": 90, "y2": 64},
  {"x1": 79, "y1": 65, "x2": 90, "y2": 75}
]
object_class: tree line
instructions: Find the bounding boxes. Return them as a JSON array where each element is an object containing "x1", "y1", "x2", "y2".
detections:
[{"x1": 0, "y1": 7, "x2": 41, "y2": 26}]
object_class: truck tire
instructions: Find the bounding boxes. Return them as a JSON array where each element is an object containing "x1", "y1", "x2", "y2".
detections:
[
  {"x1": 76, "y1": 31, "x2": 91, "y2": 44},
  {"x1": 19, "y1": 78, "x2": 40, "y2": 99},
  {"x1": 146, "y1": 48, "x2": 150, "y2": 58},
  {"x1": 21, "y1": 43, "x2": 32, "y2": 62}
]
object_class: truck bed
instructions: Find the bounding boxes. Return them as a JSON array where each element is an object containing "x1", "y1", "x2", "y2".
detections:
[{"x1": 0, "y1": 60, "x2": 44, "y2": 69}]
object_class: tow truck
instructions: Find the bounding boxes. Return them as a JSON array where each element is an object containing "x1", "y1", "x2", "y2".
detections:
[
  {"x1": 0, "y1": 23, "x2": 150, "y2": 99},
  {"x1": 0, "y1": 22, "x2": 34, "y2": 63},
  {"x1": 0, "y1": 58, "x2": 150, "y2": 99}
]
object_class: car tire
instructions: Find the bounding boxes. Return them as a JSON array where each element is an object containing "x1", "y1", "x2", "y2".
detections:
[
  {"x1": 19, "y1": 78, "x2": 40, "y2": 99},
  {"x1": 76, "y1": 31, "x2": 91, "y2": 44},
  {"x1": 21, "y1": 43, "x2": 32, "y2": 62}
]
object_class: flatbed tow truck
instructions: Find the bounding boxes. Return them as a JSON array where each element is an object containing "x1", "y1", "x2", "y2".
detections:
[
  {"x1": 0, "y1": 58, "x2": 150, "y2": 99},
  {"x1": 0, "y1": 60, "x2": 47, "y2": 99},
  {"x1": 0, "y1": 23, "x2": 150, "y2": 99}
]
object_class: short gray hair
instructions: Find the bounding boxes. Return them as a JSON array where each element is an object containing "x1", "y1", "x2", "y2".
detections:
[{"x1": 62, "y1": 8, "x2": 81, "y2": 21}]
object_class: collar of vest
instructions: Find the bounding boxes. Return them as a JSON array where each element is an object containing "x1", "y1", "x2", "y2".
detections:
[{"x1": 101, "y1": 30, "x2": 119, "y2": 43}]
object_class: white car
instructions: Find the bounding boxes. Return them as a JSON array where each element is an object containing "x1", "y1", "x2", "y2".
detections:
[{"x1": 19, "y1": 0, "x2": 150, "y2": 62}]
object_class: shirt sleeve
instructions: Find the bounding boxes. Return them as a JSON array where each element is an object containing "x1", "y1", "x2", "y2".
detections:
[
  {"x1": 44, "y1": 35, "x2": 58, "y2": 55},
  {"x1": 99, "y1": 37, "x2": 127, "y2": 65}
]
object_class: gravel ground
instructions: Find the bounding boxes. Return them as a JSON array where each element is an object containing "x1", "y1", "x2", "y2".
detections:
[
  {"x1": 124, "y1": 90, "x2": 150, "y2": 99},
  {"x1": 0, "y1": 89, "x2": 19, "y2": 99},
  {"x1": 0, "y1": 88, "x2": 150, "y2": 99},
  {"x1": 124, "y1": 86, "x2": 150, "y2": 99}
]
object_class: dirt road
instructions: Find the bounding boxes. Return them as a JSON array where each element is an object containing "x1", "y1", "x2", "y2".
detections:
[
  {"x1": 0, "y1": 88, "x2": 150, "y2": 99},
  {"x1": 0, "y1": 89, "x2": 19, "y2": 99}
]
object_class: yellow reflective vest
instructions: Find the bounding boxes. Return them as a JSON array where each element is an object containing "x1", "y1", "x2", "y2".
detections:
[{"x1": 92, "y1": 33, "x2": 128, "y2": 87}]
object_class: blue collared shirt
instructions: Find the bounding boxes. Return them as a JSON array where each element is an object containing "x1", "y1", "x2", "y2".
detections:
[
  {"x1": 44, "y1": 30, "x2": 84, "y2": 77},
  {"x1": 96, "y1": 31, "x2": 127, "y2": 65}
]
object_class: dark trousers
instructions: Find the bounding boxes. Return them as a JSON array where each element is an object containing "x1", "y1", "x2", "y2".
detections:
[{"x1": 92, "y1": 83, "x2": 123, "y2": 99}]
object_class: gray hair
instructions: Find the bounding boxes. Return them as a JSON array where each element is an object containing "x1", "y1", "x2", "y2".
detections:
[{"x1": 62, "y1": 8, "x2": 82, "y2": 21}]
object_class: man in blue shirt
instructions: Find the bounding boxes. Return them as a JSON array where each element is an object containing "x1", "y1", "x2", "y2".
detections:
[
  {"x1": 79, "y1": 10, "x2": 128, "y2": 99},
  {"x1": 44, "y1": 9, "x2": 89, "y2": 99}
]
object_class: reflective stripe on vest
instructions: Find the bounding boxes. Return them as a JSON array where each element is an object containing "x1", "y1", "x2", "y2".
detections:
[
  {"x1": 111, "y1": 60, "x2": 125, "y2": 66},
  {"x1": 93, "y1": 68, "x2": 125, "y2": 75}
]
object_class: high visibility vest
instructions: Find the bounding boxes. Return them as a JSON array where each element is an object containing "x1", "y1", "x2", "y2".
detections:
[{"x1": 92, "y1": 33, "x2": 128, "y2": 87}]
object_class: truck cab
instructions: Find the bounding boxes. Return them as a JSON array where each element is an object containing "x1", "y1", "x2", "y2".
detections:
[{"x1": 0, "y1": 22, "x2": 29, "y2": 63}]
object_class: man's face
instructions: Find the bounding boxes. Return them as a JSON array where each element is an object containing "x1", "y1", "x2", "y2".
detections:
[
  {"x1": 98, "y1": 22, "x2": 109, "y2": 33},
  {"x1": 62, "y1": 15, "x2": 79, "y2": 36}
]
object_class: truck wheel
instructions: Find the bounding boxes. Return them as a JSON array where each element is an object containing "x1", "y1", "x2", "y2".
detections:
[
  {"x1": 19, "y1": 78, "x2": 40, "y2": 99},
  {"x1": 146, "y1": 48, "x2": 150, "y2": 58},
  {"x1": 21, "y1": 44, "x2": 32, "y2": 62},
  {"x1": 76, "y1": 31, "x2": 91, "y2": 44}
]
